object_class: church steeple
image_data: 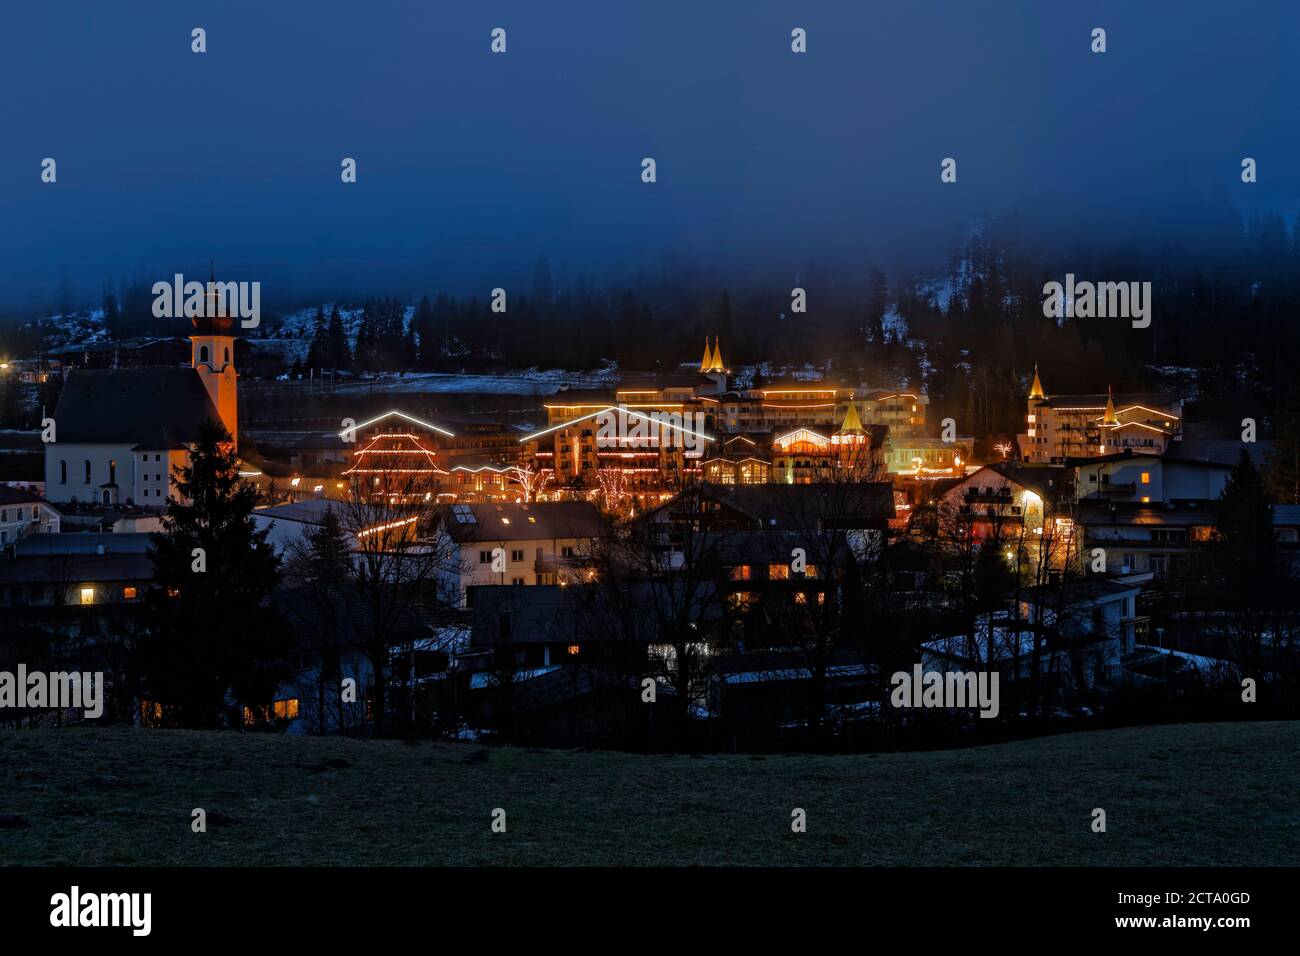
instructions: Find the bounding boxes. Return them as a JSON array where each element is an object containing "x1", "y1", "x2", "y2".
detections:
[
  {"x1": 1103, "y1": 386, "x2": 1117, "y2": 425},
  {"x1": 190, "y1": 264, "x2": 239, "y2": 447},
  {"x1": 700, "y1": 338, "x2": 714, "y2": 373},
  {"x1": 710, "y1": 337, "x2": 725, "y2": 372},
  {"x1": 1028, "y1": 364, "x2": 1045, "y2": 400}
]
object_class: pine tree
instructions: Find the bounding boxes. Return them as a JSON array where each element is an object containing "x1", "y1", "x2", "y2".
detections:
[
  {"x1": 305, "y1": 304, "x2": 327, "y2": 371},
  {"x1": 325, "y1": 304, "x2": 349, "y2": 371},
  {"x1": 1210, "y1": 449, "x2": 1277, "y2": 676},
  {"x1": 136, "y1": 419, "x2": 288, "y2": 728}
]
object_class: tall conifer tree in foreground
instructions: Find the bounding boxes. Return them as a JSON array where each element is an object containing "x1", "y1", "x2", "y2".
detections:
[{"x1": 137, "y1": 419, "x2": 287, "y2": 728}]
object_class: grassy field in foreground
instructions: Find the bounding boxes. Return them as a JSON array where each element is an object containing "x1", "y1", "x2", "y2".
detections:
[{"x1": 1, "y1": 721, "x2": 1296, "y2": 866}]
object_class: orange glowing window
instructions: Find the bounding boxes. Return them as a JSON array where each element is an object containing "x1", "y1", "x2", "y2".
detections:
[
  {"x1": 273, "y1": 698, "x2": 300, "y2": 720},
  {"x1": 567, "y1": 644, "x2": 581, "y2": 656},
  {"x1": 122, "y1": 586, "x2": 138, "y2": 600},
  {"x1": 729, "y1": 565, "x2": 752, "y2": 581},
  {"x1": 769, "y1": 564, "x2": 790, "y2": 580},
  {"x1": 1141, "y1": 472, "x2": 1150, "y2": 484}
]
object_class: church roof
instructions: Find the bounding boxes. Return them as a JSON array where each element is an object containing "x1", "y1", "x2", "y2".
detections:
[{"x1": 53, "y1": 368, "x2": 222, "y2": 446}]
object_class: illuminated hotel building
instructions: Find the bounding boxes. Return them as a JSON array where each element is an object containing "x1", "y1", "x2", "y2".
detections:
[{"x1": 1018, "y1": 366, "x2": 1182, "y2": 464}]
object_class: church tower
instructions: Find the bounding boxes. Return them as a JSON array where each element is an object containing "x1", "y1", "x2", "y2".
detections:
[{"x1": 190, "y1": 272, "x2": 239, "y2": 447}]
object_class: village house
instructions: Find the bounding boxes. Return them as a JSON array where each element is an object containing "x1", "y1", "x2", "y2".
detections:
[{"x1": 434, "y1": 500, "x2": 606, "y2": 606}]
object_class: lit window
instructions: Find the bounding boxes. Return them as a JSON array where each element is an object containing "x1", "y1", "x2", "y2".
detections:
[
  {"x1": 769, "y1": 563, "x2": 790, "y2": 580},
  {"x1": 1141, "y1": 472, "x2": 1150, "y2": 484},
  {"x1": 1141, "y1": 496, "x2": 1150, "y2": 503},
  {"x1": 729, "y1": 565, "x2": 752, "y2": 581},
  {"x1": 567, "y1": 644, "x2": 580, "y2": 656},
  {"x1": 273, "y1": 698, "x2": 300, "y2": 720},
  {"x1": 123, "y1": 586, "x2": 137, "y2": 600},
  {"x1": 80, "y1": 587, "x2": 94, "y2": 605}
]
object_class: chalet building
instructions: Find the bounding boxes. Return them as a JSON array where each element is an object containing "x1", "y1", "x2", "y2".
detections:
[
  {"x1": 44, "y1": 290, "x2": 239, "y2": 506},
  {"x1": 648, "y1": 483, "x2": 895, "y2": 582},
  {"x1": 768, "y1": 404, "x2": 887, "y2": 484},
  {"x1": 434, "y1": 500, "x2": 606, "y2": 606},
  {"x1": 940, "y1": 462, "x2": 1071, "y2": 539},
  {"x1": 518, "y1": 402, "x2": 713, "y2": 499},
  {"x1": 1017, "y1": 366, "x2": 1182, "y2": 464},
  {"x1": 0, "y1": 486, "x2": 60, "y2": 550},
  {"x1": 885, "y1": 435, "x2": 973, "y2": 477},
  {"x1": 701, "y1": 435, "x2": 772, "y2": 485},
  {"x1": 0, "y1": 532, "x2": 153, "y2": 613}
]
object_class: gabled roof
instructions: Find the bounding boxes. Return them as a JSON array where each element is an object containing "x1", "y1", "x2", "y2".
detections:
[
  {"x1": 0, "y1": 485, "x2": 47, "y2": 507},
  {"x1": 973, "y1": 461, "x2": 1069, "y2": 501},
  {"x1": 336, "y1": 410, "x2": 454, "y2": 438},
  {"x1": 53, "y1": 368, "x2": 221, "y2": 446}
]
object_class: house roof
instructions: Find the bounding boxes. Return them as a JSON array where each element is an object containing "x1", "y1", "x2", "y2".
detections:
[
  {"x1": 0, "y1": 553, "x2": 154, "y2": 585},
  {"x1": 53, "y1": 368, "x2": 221, "y2": 446},
  {"x1": 977, "y1": 462, "x2": 1069, "y2": 501},
  {"x1": 1163, "y1": 440, "x2": 1269, "y2": 468},
  {"x1": 253, "y1": 498, "x2": 339, "y2": 526},
  {"x1": 439, "y1": 501, "x2": 605, "y2": 542},
  {"x1": 1075, "y1": 502, "x2": 1216, "y2": 526},
  {"x1": 1032, "y1": 392, "x2": 1179, "y2": 410},
  {"x1": 0, "y1": 485, "x2": 48, "y2": 507},
  {"x1": 15, "y1": 532, "x2": 153, "y2": 556}
]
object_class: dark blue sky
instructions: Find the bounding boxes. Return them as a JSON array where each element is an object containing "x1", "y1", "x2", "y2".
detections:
[{"x1": 3, "y1": 0, "x2": 1298, "y2": 310}]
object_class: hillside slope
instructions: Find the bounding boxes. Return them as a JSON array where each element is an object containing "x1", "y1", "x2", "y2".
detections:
[{"x1": 1, "y1": 721, "x2": 1295, "y2": 866}]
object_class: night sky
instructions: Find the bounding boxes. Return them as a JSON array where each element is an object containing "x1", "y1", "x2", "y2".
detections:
[{"x1": 2, "y1": 0, "x2": 1298, "y2": 309}]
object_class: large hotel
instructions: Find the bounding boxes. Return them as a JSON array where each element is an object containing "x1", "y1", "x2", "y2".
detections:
[{"x1": 1017, "y1": 366, "x2": 1183, "y2": 464}]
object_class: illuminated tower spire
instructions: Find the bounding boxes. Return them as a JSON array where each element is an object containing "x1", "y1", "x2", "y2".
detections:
[
  {"x1": 1028, "y1": 364, "x2": 1045, "y2": 400},
  {"x1": 700, "y1": 338, "x2": 714, "y2": 372},
  {"x1": 838, "y1": 401, "x2": 865, "y2": 434},
  {"x1": 710, "y1": 337, "x2": 725, "y2": 372},
  {"x1": 1104, "y1": 386, "x2": 1117, "y2": 425}
]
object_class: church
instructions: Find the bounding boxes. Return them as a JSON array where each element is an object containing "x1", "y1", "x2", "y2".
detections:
[{"x1": 44, "y1": 288, "x2": 239, "y2": 506}]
